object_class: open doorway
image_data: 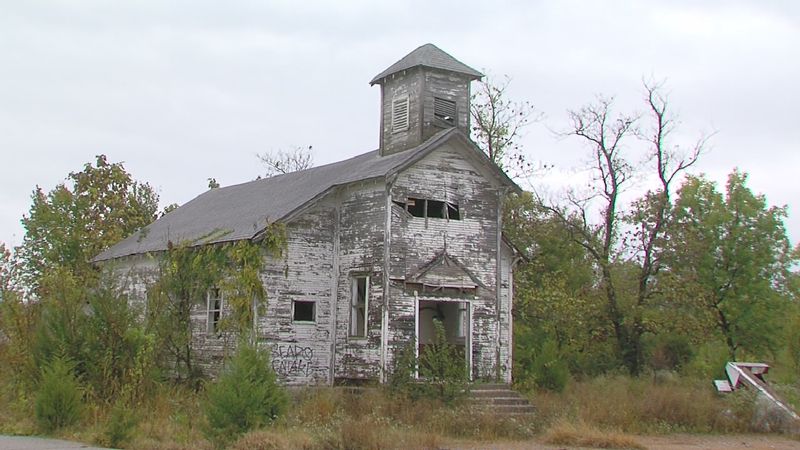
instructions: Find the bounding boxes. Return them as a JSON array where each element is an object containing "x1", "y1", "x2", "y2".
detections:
[{"x1": 416, "y1": 299, "x2": 470, "y2": 377}]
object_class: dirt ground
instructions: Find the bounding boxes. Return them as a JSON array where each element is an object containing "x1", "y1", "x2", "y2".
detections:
[{"x1": 451, "y1": 434, "x2": 800, "y2": 450}]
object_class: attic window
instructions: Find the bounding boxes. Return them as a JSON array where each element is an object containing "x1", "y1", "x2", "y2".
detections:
[
  {"x1": 434, "y1": 97, "x2": 456, "y2": 125},
  {"x1": 392, "y1": 96, "x2": 409, "y2": 132},
  {"x1": 397, "y1": 197, "x2": 462, "y2": 220}
]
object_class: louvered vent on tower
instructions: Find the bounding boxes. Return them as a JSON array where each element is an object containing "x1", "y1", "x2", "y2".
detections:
[
  {"x1": 392, "y1": 97, "x2": 409, "y2": 132},
  {"x1": 434, "y1": 97, "x2": 456, "y2": 125}
]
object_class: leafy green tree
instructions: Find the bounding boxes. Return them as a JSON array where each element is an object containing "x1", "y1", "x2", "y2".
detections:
[
  {"x1": 664, "y1": 171, "x2": 798, "y2": 360},
  {"x1": 504, "y1": 192, "x2": 614, "y2": 378},
  {"x1": 544, "y1": 82, "x2": 705, "y2": 375},
  {"x1": 18, "y1": 155, "x2": 159, "y2": 290}
]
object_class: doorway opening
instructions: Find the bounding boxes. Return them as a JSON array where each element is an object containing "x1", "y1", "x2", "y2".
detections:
[{"x1": 416, "y1": 299, "x2": 470, "y2": 377}]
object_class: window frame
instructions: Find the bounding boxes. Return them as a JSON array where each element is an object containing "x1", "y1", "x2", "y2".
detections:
[
  {"x1": 349, "y1": 275, "x2": 369, "y2": 338},
  {"x1": 206, "y1": 287, "x2": 223, "y2": 334}
]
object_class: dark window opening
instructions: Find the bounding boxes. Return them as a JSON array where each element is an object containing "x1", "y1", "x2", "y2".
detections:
[
  {"x1": 399, "y1": 197, "x2": 462, "y2": 221},
  {"x1": 293, "y1": 300, "x2": 315, "y2": 322},
  {"x1": 407, "y1": 198, "x2": 425, "y2": 218},
  {"x1": 427, "y1": 200, "x2": 446, "y2": 219},
  {"x1": 434, "y1": 97, "x2": 457, "y2": 125},
  {"x1": 350, "y1": 276, "x2": 368, "y2": 337},
  {"x1": 446, "y1": 202, "x2": 461, "y2": 220}
]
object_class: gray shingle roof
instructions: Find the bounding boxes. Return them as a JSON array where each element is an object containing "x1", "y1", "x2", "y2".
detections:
[
  {"x1": 95, "y1": 129, "x2": 483, "y2": 262},
  {"x1": 370, "y1": 43, "x2": 483, "y2": 85}
]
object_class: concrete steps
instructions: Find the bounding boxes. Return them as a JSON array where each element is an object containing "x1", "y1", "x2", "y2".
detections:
[{"x1": 468, "y1": 383, "x2": 535, "y2": 415}]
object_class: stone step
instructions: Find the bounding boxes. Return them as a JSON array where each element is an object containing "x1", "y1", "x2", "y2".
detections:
[
  {"x1": 469, "y1": 383, "x2": 512, "y2": 390},
  {"x1": 483, "y1": 404, "x2": 537, "y2": 414},
  {"x1": 466, "y1": 384, "x2": 535, "y2": 416},
  {"x1": 469, "y1": 397, "x2": 530, "y2": 406},
  {"x1": 469, "y1": 389, "x2": 524, "y2": 399}
]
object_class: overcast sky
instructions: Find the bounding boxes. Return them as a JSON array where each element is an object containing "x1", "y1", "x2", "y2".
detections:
[{"x1": 1, "y1": 0, "x2": 798, "y2": 248}]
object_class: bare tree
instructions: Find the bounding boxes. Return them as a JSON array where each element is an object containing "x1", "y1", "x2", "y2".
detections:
[
  {"x1": 257, "y1": 145, "x2": 314, "y2": 178},
  {"x1": 470, "y1": 74, "x2": 541, "y2": 178},
  {"x1": 544, "y1": 81, "x2": 705, "y2": 374}
]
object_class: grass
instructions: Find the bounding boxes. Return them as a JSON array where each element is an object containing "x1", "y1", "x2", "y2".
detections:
[
  {"x1": 0, "y1": 368, "x2": 789, "y2": 449},
  {"x1": 530, "y1": 374, "x2": 755, "y2": 434},
  {"x1": 543, "y1": 419, "x2": 646, "y2": 449}
]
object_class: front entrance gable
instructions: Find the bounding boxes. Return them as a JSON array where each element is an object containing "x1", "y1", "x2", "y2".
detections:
[{"x1": 404, "y1": 251, "x2": 484, "y2": 294}]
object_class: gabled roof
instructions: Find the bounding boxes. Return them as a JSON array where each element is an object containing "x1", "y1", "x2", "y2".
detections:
[
  {"x1": 370, "y1": 43, "x2": 483, "y2": 85},
  {"x1": 95, "y1": 129, "x2": 519, "y2": 262}
]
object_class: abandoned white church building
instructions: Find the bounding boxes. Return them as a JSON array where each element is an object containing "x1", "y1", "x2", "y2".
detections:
[{"x1": 96, "y1": 44, "x2": 523, "y2": 385}]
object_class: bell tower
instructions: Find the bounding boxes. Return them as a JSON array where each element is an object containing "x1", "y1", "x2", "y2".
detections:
[{"x1": 370, "y1": 44, "x2": 482, "y2": 156}]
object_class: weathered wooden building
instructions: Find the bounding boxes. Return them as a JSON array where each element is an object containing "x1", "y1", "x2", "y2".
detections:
[{"x1": 96, "y1": 44, "x2": 522, "y2": 385}]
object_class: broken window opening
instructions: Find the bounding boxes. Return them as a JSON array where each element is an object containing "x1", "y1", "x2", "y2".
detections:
[
  {"x1": 293, "y1": 300, "x2": 316, "y2": 322},
  {"x1": 206, "y1": 287, "x2": 223, "y2": 334},
  {"x1": 400, "y1": 197, "x2": 462, "y2": 221},
  {"x1": 427, "y1": 200, "x2": 446, "y2": 219},
  {"x1": 350, "y1": 276, "x2": 369, "y2": 337},
  {"x1": 446, "y1": 202, "x2": 461, "y2": 220},
  {"x1": 406, "y1": 198, "x2": 425, "y2": 218}
]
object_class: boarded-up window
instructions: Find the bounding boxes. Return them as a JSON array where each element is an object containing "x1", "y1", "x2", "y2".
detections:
[
  {"x1": 434, "y1": 97, "x2": 456, "y2": 125},
  {"x1": 350, "y1": 276, "x2": 369, "y2": 337},
  {"x1": 293, "y1": 300, "x2": 316, "y2": 322},
  {"x1": 206, "y1": 287, "x2": 223, "y2": 334},
  {"x1": 392, "y1": 97, "x2": 409, "y2": 132}
]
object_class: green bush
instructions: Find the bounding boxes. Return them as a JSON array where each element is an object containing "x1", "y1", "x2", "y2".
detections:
[
  {"x1": 387, "y1": 339, "x2": 418, "y2": 397},
  {"x1": 387, "y1": 321, "x2": 467, "y2": 403},
  {"x1": 203, "y1": 342, "x2": 288, "y2": 449},
  {"x1": 34, "y1": 356, "x2": 83, "y2": 431},
  {"x1": 418, "y1": 320, "x2": 467, "y2": 403},
  {"x1": 532, "y1": 339, "x2": 569, "y2": 392}
]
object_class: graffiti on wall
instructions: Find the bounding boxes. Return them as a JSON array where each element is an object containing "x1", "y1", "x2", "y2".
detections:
[{"x1": 271, "y1": 344, "x2": 314, "y2": 377}]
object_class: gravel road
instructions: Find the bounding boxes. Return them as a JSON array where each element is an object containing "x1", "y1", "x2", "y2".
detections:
[{"x1": 0, "y1": 436, "x2": 109, "y2": 450}]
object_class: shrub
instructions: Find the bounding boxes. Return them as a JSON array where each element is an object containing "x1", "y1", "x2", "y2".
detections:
[
  {"x1": 649, "y1": 333, "x2": 694, "y2": 371},
  {"x1": 418, "y1": 320, "x2": 467, "y2": 403},
  {"x1": 386, "y1": 339, "x2": 419, "y2": 398},
  {"x1": 532, "y1": 339, "x2": 569, "y2": 392},
  {"x1": 103, "y1": 400, "x2": 138, "y2": 448},
  {"x1": 203, "y1": 342, "x2": 288, "y2": 448},
  {"x1": 34, "y1": 356, "x2": 83, "y2": 431}
]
